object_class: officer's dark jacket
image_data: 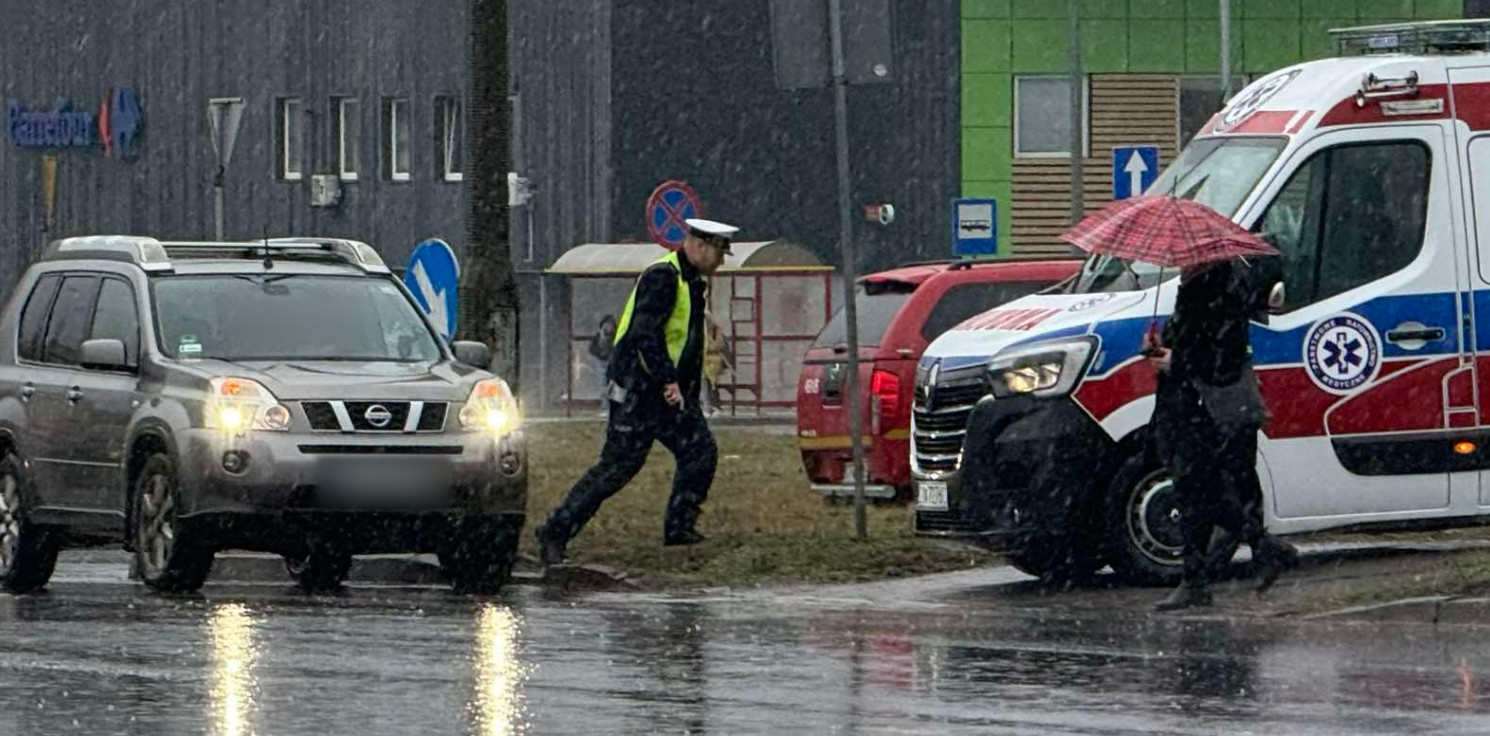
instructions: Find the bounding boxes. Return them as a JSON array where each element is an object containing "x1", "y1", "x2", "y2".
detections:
[{"x1": 607, "y1": 252, "x2": 707, "y2": 403}]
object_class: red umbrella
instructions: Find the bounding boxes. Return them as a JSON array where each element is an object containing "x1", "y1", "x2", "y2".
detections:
[{"x1": 1060, "y1": 195, "x2": 1277, "y2": 267}]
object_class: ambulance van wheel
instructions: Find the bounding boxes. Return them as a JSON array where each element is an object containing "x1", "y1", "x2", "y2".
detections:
[{"x1": 1104, "y1": 450, "x2": 1186, "y2": 586}]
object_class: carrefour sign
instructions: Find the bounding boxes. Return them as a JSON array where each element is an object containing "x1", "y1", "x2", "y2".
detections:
[{"x1": 6, "y1": 87, "x2": 143, "y2": 157}]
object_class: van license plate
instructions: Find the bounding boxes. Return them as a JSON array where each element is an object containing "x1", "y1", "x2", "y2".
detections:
[{"x1": 917, "y1": 481, "x2": 948, "y2": 510}]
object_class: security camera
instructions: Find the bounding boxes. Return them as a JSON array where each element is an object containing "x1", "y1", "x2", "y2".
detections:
[{"x1": 877, "y1": 204, "x2": 895, "y2": 226}]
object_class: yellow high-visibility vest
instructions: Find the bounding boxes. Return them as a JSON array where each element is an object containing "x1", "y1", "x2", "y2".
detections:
[{"x1": 614, "y1": 251, "x2": 691, "y2": 370}]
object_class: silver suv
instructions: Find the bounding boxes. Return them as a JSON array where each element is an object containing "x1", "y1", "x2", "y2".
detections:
[{"x1": 0, "y1": 237, "x2": 527, "y2": 594}]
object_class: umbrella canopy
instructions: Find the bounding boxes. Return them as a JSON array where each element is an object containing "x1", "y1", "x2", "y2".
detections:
[{"x1": 1060, "y1": 196, "x2": 1277, "y2": 268}]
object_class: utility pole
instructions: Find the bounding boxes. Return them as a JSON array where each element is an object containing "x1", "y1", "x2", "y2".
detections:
[
  {"x1": 466, "y1": 0, "x2": 521, "y2": 382},
  {"x1": 1220, "y1": 0, "x2": 1232, "y2": 100},
  {"x1": 1068, "y1": 0, "x2": 1084, "y2": 228},
  {"x1": 829, "y1": 0, "x2": 868, "y2": 540}
]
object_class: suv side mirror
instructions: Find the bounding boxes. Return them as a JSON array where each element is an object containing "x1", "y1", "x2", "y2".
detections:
[
  {"x1": 452, "y1": 340, "x2": 491, "y2": 368},
  {"x1": 1267, "y1": 282, "x2": 1287, "y2": 313},
  {"x1": 80, "y1": 339, "x2": 130, "y2": 371}
]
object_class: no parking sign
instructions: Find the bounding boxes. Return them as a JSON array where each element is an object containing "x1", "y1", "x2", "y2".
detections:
[{"x1": 646, "y1": 180, "x2": 703, "y2": 249}]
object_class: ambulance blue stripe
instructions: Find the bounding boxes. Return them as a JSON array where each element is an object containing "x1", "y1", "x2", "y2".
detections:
[{"x1": 929, "y1": 290, "x2": 1470, "y2": 377}]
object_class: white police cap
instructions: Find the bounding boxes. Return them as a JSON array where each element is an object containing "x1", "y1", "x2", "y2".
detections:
[{"x1": 685, "y1": 218, "x2": 739, "y2": 251}]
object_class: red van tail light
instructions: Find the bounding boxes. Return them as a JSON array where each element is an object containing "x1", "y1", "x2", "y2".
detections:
[{"x1": 870, "y1": 369, "x2": 900, "y2": 435}]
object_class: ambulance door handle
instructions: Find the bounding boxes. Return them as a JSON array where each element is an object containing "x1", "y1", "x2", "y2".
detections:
[{"x1": 1385, "y1": 325, "x2": 1445, "y2": 346}]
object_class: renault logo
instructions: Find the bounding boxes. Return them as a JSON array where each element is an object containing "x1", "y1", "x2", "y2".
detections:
[
  {"x1": 364, "y1": 404, "x2": 393, "y2": 428},
  {"x1": 925, "y1": 360, "x2": 941, "y2": 409}
]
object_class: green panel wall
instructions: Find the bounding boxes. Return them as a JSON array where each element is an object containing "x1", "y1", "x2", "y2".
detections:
[{"x1": 959, "y1": 0, "x2": 1467, "y2": 255}]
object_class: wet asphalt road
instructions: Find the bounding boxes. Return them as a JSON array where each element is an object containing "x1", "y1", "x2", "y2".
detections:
[{"x1": 2, "y1": 565, "x2": 1489, "y2": 735}]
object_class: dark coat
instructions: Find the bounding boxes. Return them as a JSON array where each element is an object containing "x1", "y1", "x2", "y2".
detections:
[{"x1": 1154, "y1": 260, "x2": 1267, "y2": 470}]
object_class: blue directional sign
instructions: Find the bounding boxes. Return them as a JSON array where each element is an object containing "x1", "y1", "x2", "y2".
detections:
[
  {"x1": 951, "y1": 198, "x2": 998, "y2": 257},
  {"x1": 1112, "y1": 145, "x2": 1160, "y2": 200},
  {"x1": 404, "y1": 238, "x2": 460, "y2": 340}
]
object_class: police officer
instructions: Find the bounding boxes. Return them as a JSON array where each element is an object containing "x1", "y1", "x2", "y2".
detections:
[{"x1": 535, "y1": 219, "x2": 737, "y2": 565}]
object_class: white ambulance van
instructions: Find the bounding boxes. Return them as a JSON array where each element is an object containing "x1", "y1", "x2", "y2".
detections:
[{"x1": 915, "y1": 20, "x2": 1490, "y2": 584}]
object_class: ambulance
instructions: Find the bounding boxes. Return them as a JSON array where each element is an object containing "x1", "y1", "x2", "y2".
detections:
[{"x1": 913, "y1": 20, "x2": 1490, "y2": 584}]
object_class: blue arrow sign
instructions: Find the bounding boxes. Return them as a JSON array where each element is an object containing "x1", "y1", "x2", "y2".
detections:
[
  {"x1": 1112, "y1": 145, "x2": 1160, "y2": 200},
  {"x1": 404, "y1": 238, "x2": 460, "y2": 340}
]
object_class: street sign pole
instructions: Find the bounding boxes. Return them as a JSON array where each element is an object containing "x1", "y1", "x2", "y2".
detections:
[
  {"x1": 829, "y1": 0, "x2": 868, "y2": 541},
  {"x1": 1220, "y1": 0, "x2": 1232, "y2": 100},
  {"x1": 1067, "y1": 0, "x2": 1084, "y2": 254}
]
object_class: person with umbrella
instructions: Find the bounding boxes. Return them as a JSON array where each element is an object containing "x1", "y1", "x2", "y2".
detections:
[{"x1": 1064, "y1": 196, "x2": 1299, "y2": 611}]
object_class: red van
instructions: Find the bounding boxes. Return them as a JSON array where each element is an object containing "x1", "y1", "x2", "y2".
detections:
[{"x1": 796, "y1": 259, "x2": 1080, "y2": 501}]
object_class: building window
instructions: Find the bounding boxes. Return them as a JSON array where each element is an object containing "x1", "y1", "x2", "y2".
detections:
[
  {"x1": 275, "y1": 97, "x2": 303, "y2": 181},
  {"x1": 333, "y1": 97, "x2": 360, "y2": 181},
  {"x1": 384, "y1": 97, "x2": 411, "y2": 182},
  {"x1": 437, "y1": 96, "x2": 465, "y2": 182},
  {"x1": 1013, "y1": 76, "x2": 1088, "y2": 158},
  {"x1": 1179, "y1": 76, "x2": 1247, "y2": 147}
]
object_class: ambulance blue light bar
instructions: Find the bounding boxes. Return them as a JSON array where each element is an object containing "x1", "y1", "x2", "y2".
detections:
[{"x1": 1332, "y1": 19, "x2": 1490, "y2": 56}]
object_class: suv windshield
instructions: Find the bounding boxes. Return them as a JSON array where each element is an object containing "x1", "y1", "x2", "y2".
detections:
[
  {"x1": 1069, "y1": 137, "x2": 1286, "y2": 295},
  {"x1": 152, "y1": 274, "x2": 442, "y2": 362}
]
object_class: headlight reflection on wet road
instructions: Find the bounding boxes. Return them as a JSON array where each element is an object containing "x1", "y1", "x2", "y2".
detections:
[
  {"x1": 207, "y1": 603, "x2": 259, "y2": 736},
  {"x1": 468, "y1": 604, "x2": 529, "y2": 736}
]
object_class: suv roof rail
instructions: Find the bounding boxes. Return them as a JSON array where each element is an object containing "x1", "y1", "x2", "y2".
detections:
[
  {"x1": 43, "y1": 235, "x2": 389, "y2": 274},
  {"x1": 1331, "y1": 19, "x2": 1490, "y2": 56}
]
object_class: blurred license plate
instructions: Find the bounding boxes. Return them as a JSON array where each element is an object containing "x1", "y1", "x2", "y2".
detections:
[
  {"x1": 917, "y1": 481, "x2": 948, "y2": 510},
  {"x1": 316, "y1": 458, "x2": 452, "y2": 508}
]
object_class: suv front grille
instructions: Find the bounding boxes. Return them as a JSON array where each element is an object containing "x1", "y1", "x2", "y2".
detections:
[
  {"x1": 300, "y1": 401, "x2": 448, "y2": 433},
  {"x1": 912, "y1": 366, "x2": 987, "y2": 475}
]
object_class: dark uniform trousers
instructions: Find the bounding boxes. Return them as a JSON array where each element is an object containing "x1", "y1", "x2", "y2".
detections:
[{"x1": 544, "y1": 392, "x2": 718, "y2": 543}]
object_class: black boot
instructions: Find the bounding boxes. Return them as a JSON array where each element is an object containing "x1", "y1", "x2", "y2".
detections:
[
  {"x1": 1154, "y1": 580, "x2": 1213, "y2": 612},
  {"x1": 1253, "y1": 535, "x2": 1299, "y2": 594},
  {"x1": 535, "y1": 524, "x2": 568, "y2": 567},
  {"x1": 663, "y1": 529, "x2": 706, "y2": 547}
]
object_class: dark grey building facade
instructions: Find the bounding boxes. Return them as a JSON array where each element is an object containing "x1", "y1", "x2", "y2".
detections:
[
  {"x1": 510, "y1": 0, "x2": 960, "y2": 408},
  {"x1": 0, "y1": 0, "x2": 470, "y2": 286}
]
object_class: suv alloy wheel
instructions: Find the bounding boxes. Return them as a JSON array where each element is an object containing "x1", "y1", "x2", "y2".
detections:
[
  {"x1": 134, "y1": 453, "x2": 214, "y2": 593},
  {"x1": 0, "y1": 452, "x2": 60, "y2": 594}
]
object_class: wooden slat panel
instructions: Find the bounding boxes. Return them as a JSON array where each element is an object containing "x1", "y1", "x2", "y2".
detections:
[{"x1": 1010, "y1": 74, "x2": 1180, "y2": 255}]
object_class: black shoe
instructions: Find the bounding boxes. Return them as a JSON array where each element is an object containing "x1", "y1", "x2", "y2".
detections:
[
  {"x1": 1154, "y1": 583, "x2": 1213, "y2": 612},
  {"x1": 1253, "y1": 536, "x2": 1299, "y2": 594},
  {"x1": 664, "y1": 529, "x2": 706, "y2": 547},
  {"x1": 535, "y1": 524, "x2": 568, "y2": 567}
]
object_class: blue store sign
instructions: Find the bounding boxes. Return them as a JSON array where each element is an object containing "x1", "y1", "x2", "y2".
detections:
[{"x1": 6, "y1": 86, "x2": 143, "y2": 157}]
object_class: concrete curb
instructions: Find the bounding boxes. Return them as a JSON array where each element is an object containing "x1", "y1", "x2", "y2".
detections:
[{"x1": 1306, "y1": 596, "x2": 1490, "y2": 625}]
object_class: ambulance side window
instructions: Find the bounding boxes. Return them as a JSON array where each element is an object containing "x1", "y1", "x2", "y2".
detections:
[{"x1": 1256, "y1": 141, "x2": 1429, "y2": 311}]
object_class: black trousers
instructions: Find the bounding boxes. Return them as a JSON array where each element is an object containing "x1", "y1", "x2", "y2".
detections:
[
  {"x1": 1155, "y1": 383, "x2": 1265, "y2": 584},
  {"x1": 544, "y1": 395, "x2": 718, "y2": 543}
]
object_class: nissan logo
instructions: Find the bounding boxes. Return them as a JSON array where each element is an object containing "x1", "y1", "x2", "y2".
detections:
[{"x1": 364, "y1": 404, "x2": 393, "y2": 428}]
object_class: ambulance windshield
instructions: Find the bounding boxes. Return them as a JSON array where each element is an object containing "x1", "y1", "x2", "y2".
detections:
[
  {"x1": 1148, "y1": 136, "x2": 1286, "y2": 217},
  {"x1": 1070, "y1": 137, "x2": 1287, "y2": 294}
]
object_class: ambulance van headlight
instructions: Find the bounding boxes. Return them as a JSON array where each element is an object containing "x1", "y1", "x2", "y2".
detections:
[{"x1": 986, "y1": 338, "x2": 1097, "y2": 399}]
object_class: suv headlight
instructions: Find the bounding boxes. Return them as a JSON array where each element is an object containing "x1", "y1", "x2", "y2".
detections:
[
  {"x1": 208, "y1": 377, "x2": 291, "y2": 433},
  {"x1": 986, "y1": 338, "x2": 1097, "y2": 400},
  {"x1": 459, "y1": 378, "x2": 521, "y2": 437}
]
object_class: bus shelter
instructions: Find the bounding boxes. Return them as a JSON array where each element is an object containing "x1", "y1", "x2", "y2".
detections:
[{"x1": 546, "y1": 240, "x2": 834, "y2": 415}]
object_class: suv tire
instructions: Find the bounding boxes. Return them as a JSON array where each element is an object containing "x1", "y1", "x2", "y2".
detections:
[
  {"x1": 134, "y1": 453, "x2": 214, "y2": 593},
  {"x1": 440, "y1": 519, "x2": 520, "y2": 595},
  {"x1": 284, "y1": 547, "x2": 352, "y2": 593},
  {"x1": 0, "y1": 452, "x2": 60, "y2": 594}
]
